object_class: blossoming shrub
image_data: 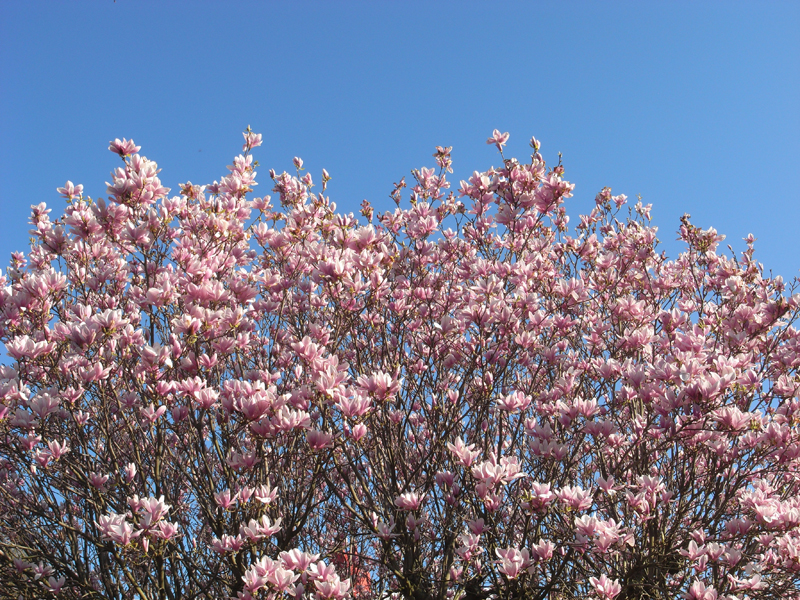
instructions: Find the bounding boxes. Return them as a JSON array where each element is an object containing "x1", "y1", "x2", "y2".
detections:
[{"x1": 1, "y1": 129, "x2": 799, "y2": 600}]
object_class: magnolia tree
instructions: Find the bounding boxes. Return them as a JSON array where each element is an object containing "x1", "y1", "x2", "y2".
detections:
[{"x1": 1, "y1": 128, "x2": 799, "y2": 600}]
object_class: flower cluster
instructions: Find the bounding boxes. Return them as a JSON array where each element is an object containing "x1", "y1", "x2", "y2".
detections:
[{"x1": 1, "y1": 129, "x2": 799, "y2": 599}]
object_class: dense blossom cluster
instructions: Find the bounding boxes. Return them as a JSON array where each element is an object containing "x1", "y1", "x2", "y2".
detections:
[{"x1": 1, "y1": 128, "x2": 800, "y2": 600}]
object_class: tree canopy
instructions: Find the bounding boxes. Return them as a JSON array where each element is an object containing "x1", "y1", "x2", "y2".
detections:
[{"x1": 1, "y1": 130, "x2": 799, "y2": 600}]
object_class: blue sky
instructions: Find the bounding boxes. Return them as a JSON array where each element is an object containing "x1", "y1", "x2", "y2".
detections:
[{"x1": 1, "y1": 1, "x2": 798, "y2": 280}]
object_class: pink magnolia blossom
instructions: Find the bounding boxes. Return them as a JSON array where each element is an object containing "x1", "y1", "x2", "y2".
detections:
[
  {"x1": 95, "y1": 513, "x2": 141, "y2": 546},
  {"x1": 88, "y1": 471, "x2": 109, "y2": 491},
  {"x1": 46, "y1": 439, "x2": 69, "y2": 460},
  {"x1": 243, "y1": 129, "x2": 262, "y2": 151},
  {"x1": 496, "y1": 390, "x2": 531, "y2": 413},
  {"x1": 214, "y1": 489, "x2": 239, "y2": 510},
  {"x1": 140, "y1": 403, "x2": 166, "y2": 424},
  {"x1": 154, "y1": 521, "x2": 179, "y2": 541},
  {"x1": 108, "y1": 137, "x2": 141, "y2": 156},
  {"x1": 351, "y1": 422, "x2": 368, "y2": 442},
  {"x1": 447, "y1": 436, "x2": 480, "y2": 467},
  {"x1": 136, "y1": 495, "x2": 171, "y2": 528},
  {"x1": 6, "y1": 335, "x2": 55, "y2": 360},
  {"x1": 281, "y1": 549, "x2": 320, "y2": 572},
  {"x1": 589, "y1": 574, "x2": 622, "y2": 599},
  {"x1": 31, "y1": 561, "x2": 54, "y2": 580},
  {"x1": 685, "y1": 580, "x2": 718, "y2": 600},
  {"x1": 45, "y1": 575, "x2": 66, "y2": 593},
  {"x1": 531, "y1": 539, "x2": 555, "y2": 562},
  {"x1": 253, "y1": 483, "x2": 278, "y2": 505},
  {"x1": 394, "y1": 491, "x2": 424, "y2": 511},
  {"x1": 56, "y1": 180, "x2": 83, "y2": 200},
  {"x1": 314, "y1": 575, "x2": 351, "y2": 599},
  {"x1": 212, "y1": 534, "x2": 245, "y2": 554},
  {"x1": 556, "y1": 485, "x2": 593, "y2": 511},
  {"x1": 123, "y1": 462, "x2": 137, "y2": 482},
  {"x1": 495, "y1": 547, "x2": 532, "y2": 579},
  {"x1": 486, "y1": 128, "x2": 510, "y2": 151},
  {"x1": 307, "y1": 429, "x2": 334, "y2": 450}
]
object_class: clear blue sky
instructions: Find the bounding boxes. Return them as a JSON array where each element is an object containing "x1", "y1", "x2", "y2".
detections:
[{"x1": 1, "y1": 1, "x2": 798, "y2": 279}]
